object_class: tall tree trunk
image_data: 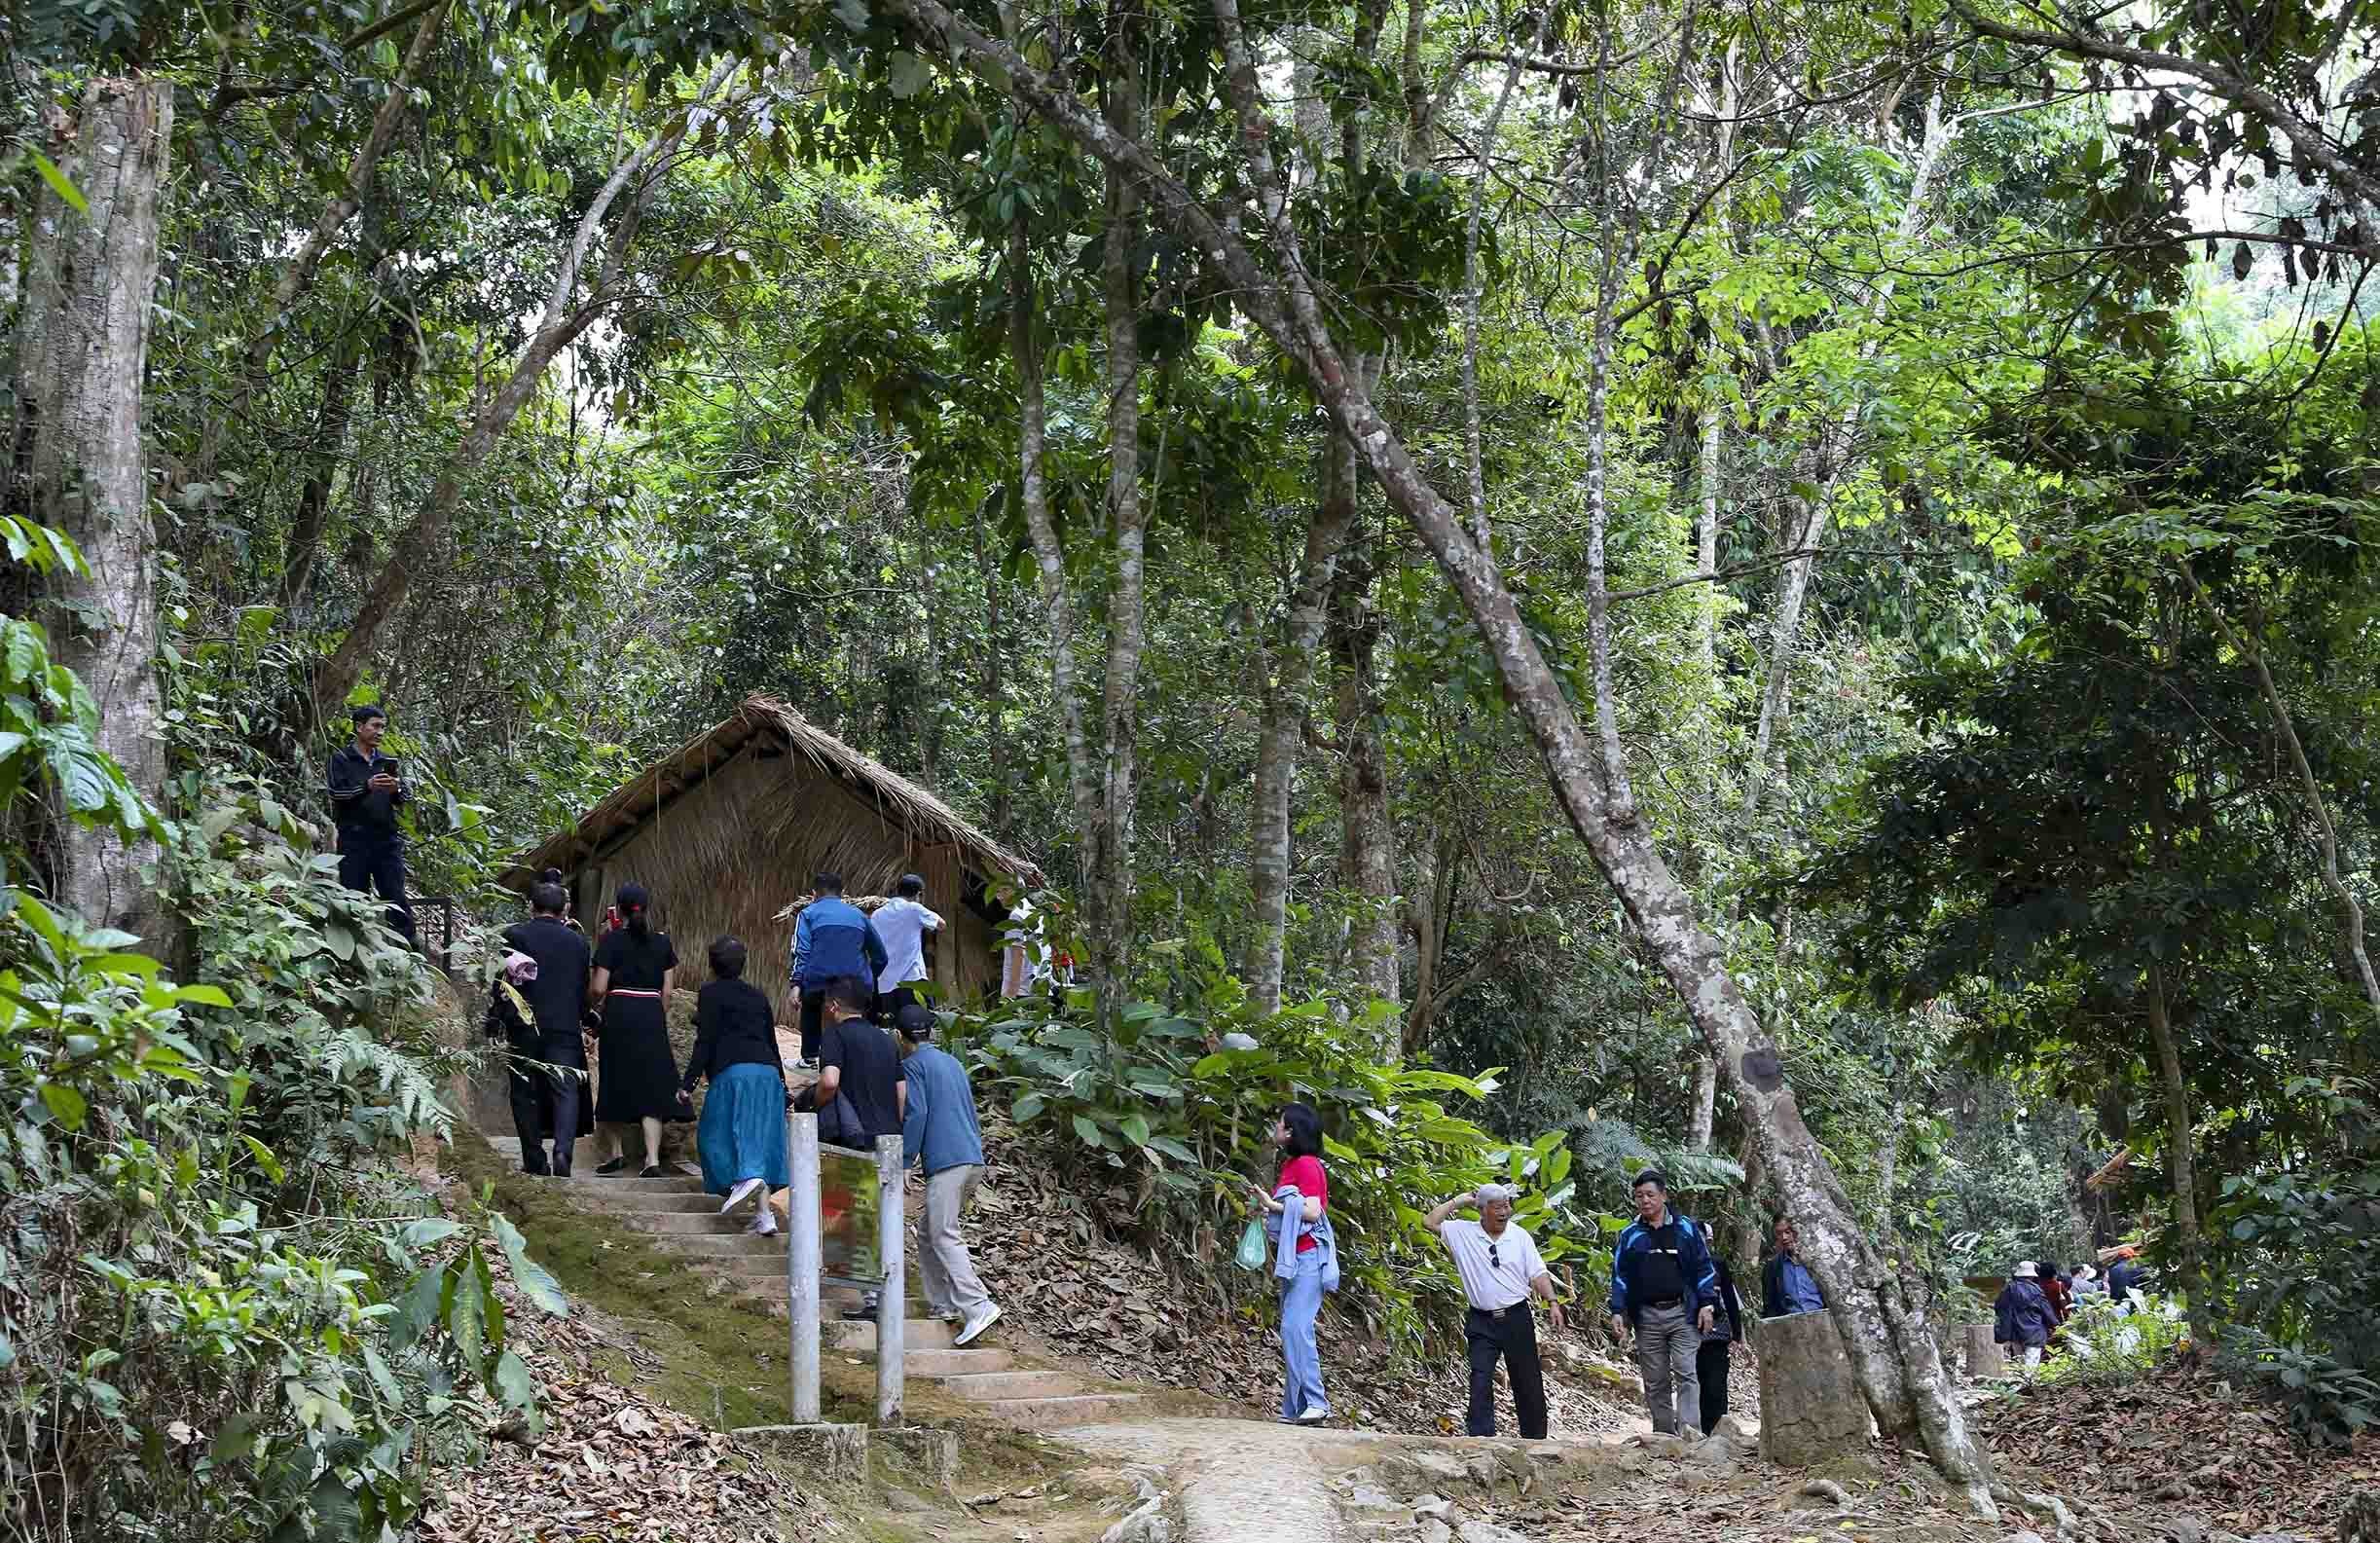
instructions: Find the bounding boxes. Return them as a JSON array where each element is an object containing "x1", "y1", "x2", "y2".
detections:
[
  {"x1": 972, "y1": 500, "x2": 1011, "y2": 840},
  {"x1": 1693, "y1": 42, "x2": 1740, "y2": 676},
  {"x1": 2143, "y1": 966, "x2": 2203, "y2": 1289},
  {"x1": 1245, "y1": 445, "x2": 1356, "y2": 1013},
  {"x1": 308, "y1": 62, "x2": 732, "y2": 725},
  {"x1": 1087, "y1": 1, "x2": 1148, "y2": 1010},
  {"x1": 1331, "y1": 523, "x2": 1399, "y2": 1006},
  {"x1": 1689, "y1": 1054, "x2": 1718, "y2": 1150},
  {"x1": 20, "y1": 78, "x2": 174, "y2": 945},
  {"x1": 1746, "y1": 87, "x2": 1951, "y2": 814},
  {"x1": 278, "y1": 349, "x2": 359, "y2": 611},
  {"x1": 876, "y1": 0, "x2": 1999, "y2": 1507}
]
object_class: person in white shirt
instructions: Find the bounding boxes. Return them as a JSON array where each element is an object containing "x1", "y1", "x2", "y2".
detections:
[
  {"x1": 1425, "y1": 1183, "x2": 1566, "y2": 1439},
  {"x1": 871, "y1": 874, "x2": 945, "y2": 1019}
]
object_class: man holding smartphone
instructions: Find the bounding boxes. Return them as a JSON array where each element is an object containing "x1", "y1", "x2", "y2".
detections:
[{"x1": 326, "y1": 704, "x2": 417, "y2": 947}]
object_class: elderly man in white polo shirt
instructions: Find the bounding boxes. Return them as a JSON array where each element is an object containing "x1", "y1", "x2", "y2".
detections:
[{"x1": 1425, "y1": 1182, "x2": 1566, "y2": 1439}]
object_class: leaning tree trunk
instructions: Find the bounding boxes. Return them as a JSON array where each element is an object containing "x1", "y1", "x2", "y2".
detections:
[
  {"x1": 19, "y1": 78, "x2": 174, "y2": 947},
  {"x1": 873, "y1": 0, "x2": 1998, "y2": 1507}
]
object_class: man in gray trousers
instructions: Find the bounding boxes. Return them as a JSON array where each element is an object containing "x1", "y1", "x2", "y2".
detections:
[
  {"x1": 1606, "y1": 1169, "x2": 1719, "y2": 1436},
  {"x1": 895, "y1": 1005, "x2": 1003, "y2": 1347}
]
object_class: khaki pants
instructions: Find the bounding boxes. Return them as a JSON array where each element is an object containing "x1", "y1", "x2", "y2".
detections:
[
  {"x1": 916, "y1": 1164, "x2": 992, "y2": 1317},
  {"x1": 1632, "y1": 1301, "x2": 1702, "y2": 1436}
]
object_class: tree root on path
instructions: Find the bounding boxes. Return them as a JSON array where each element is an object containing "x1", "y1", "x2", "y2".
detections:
[{"x1": 1990, "y1": 1482, "x2": 2076, "y2": 1536}]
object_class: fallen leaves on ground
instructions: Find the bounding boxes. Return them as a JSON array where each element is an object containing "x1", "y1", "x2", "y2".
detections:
[
  {"x1": 416, "y1": 1247, "x2": 844, "y2": 1543},
  {"x1": 1980, "y1": 1359, "x2": 2375, "y2": 1538}
]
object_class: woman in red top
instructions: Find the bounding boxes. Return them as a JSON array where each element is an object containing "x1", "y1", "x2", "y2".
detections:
[{"x1": 1250, "y1": 1102, "x2": 1330, "y2": 1423}]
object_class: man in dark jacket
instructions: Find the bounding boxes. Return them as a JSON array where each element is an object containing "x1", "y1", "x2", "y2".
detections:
[
  {"x1": 789, "y1": 872, "x2": 888, "y2": 1061},
  {"x1": 326, "y1": 704, "x2": 416, "y2": 946},
  {"x1": 2105, "y1": 1247, "x2": 2147, "y2": 1311},
  {"x1": 1762, "y1": 1217, "x2": 1827, "y2": 1318},
  {"x1": 490, "y1": 882, "x2": 594, "y2": 1175},
  {"x1": 1607, "y1": 1169, "x2": 1720, "y2": 1436},
  {"x1": 1994, "y1": 1261, "x2": 2057, "y2": 1370}
]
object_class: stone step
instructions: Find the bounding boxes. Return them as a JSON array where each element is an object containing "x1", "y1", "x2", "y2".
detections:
[
  {"x1": 971, "y1": 1393, "x2": 1146, "y2": 1429},
  {"x1": 930, "y1": 1371, "x2": 1081, "y2": 1402},
  {"x1": 902, "y1": 1346, "x2": 1013, "y2": 1377},
  {"x1": 574, "y1": 1189, "x2": 732, "y2": 1214},
  {"x1": 636, "y1": 1232, "x2": 787, "y2": 1258},
  {"x1": 613, "y1": 1210, "x2": 765, "y2": 1236},
  {"x1": 826, "y1": 1319, "x2": 960, "y2": 1351}
]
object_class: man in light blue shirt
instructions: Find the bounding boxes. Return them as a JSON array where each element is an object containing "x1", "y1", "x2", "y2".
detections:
[
  {"x1": 1762, "y1": 1217, "x2": 1827, "y2": 1317},
  {"x1": 896, "y1": 1005, "x2": 1000, "y2": 1346}
]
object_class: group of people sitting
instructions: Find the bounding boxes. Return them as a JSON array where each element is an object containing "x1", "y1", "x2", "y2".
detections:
[
  {"x1": 1993, "y1": 1248, "x2": 2149, "y2": 1367},
  {"x1": 485, "y1": 868, "x2": 1006, "y2": 1348}
]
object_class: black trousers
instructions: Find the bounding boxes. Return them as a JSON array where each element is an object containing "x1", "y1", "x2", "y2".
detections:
[
  {"x1": 799, "y1": 992, "x2": 824, "y2": 1061},
  {"x1": 1465, "y1": 1305, "x2": 1549, "y2": 1439},
  {"x1": 336, "y1": 827, "x2": 416, "y2": 945},
  {"x1": 1697, "y1": 1339, "x2": 1731, "y2": 1435},
  {"x1": 505, "y1": 1047, "x2": 582, "y2": 1174},
  {"x1": 871, "y1": 983, "x2": 919, "y2": 1025}
]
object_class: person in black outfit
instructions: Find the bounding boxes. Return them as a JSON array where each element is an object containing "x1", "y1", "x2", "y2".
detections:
[
  {"x1": 815, "y1": 974, "x2": 906, "y2": 1143},
  {"x1": 488, "y1": 882, "x2": 594, "y2": 1175},
  {"x1": 1697, "y1": 1251, "x2": 1746, "y2": 1436},
  {"x1": 677, "y1": 937, "x2": 791, "y2": 1231},
  {"x1": 810, "y1": 974, "x2": 907, "y2": 1319},
  {"x1": 591, "y1": 883, "x2": 683, "y2": 1177},
  {"x1": 325, "y1": 704, "x2": 415, "y2": 947}
]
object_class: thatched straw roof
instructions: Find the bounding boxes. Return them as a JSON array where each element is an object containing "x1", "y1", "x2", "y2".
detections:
[{"x1": 500, "y1": 693, "x2": 1042, "y2": 890}]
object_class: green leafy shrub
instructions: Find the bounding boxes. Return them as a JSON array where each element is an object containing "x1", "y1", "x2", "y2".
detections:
[
  {"x1": 2034, "y1": 1291, "x2": 2191, "y2": 1387},
  {"x1": 1, "y1": 527, "x2": 564, "y2": 1542},
  {"x1": 955, "y1": 937, "x2": 1608, "y2": 1358}
]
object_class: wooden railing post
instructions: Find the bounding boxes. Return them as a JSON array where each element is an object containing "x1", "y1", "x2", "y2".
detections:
[
  {"x1": 874, "y1": 1133, "x2": 904, "y2": 1425},
  {"x1": 787, "y1": 1111, "x2": 821, "y2": 1423}
]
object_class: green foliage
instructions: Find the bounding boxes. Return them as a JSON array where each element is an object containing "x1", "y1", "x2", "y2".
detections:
[
  {"x1": 956, "y1": 917, "x2": 1606, "y2": 1357},
  {"x1": 2208, "y1": 1070, "x2": 2380, "y2": 1444},
  {"x1": 2031, "y1": 1291, "x2": 2192, "y2": 1389}
]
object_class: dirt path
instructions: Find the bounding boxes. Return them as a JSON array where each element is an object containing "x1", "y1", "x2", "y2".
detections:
[{"x1": 1059, "y1": 1416, "x2": 1395, "y2": 1542}]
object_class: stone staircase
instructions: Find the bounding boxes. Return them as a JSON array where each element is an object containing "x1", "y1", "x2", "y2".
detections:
[{"x1": 485, "y1": 1135, "x2": 1144, "y2": 1427}]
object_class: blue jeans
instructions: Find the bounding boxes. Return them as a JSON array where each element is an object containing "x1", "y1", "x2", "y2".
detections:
[{"x1": 1279, "y1": 1250, "x2": 1327, "y2": 1418}]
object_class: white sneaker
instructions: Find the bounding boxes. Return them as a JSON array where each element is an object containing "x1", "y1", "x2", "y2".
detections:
[
  {"x1": 1296, "y1": 1406, "x2": 1331, "y2": 1424},
  {"x1": 721, "y1": 1177, "x2": 764, "y2": 1215},
  {"x1": 953, "y1": 1303, "x2": 1003, "y2": 1346},
  {"x1": 747, "y1": 1210, "x2": 778, "y2": 1237}
]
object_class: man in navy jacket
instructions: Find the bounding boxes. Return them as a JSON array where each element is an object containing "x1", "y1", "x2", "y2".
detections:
[
  {"x1": 1607, "y1": 1168, "x2": 1720, "y2": 1436},
  {"x1": 789, "y1": 871, "x2": 888, "y2": 1060}
]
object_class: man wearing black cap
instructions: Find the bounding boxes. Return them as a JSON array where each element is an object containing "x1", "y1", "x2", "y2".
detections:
[{"x1": 326, "y1": 704, "x2": 415, "y2": 947}]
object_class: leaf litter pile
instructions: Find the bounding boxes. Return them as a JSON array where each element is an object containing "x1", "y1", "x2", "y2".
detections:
[
  {"x1": 417, "y1": 1247, "x2": 845, "y2": 1543},
  {"x1": 966, "y1": 1119, "x2": 1666, "y2": 1439},
  {"x1": 1979, "y1": 1361, "x2": 2374, "y2": 1538}
]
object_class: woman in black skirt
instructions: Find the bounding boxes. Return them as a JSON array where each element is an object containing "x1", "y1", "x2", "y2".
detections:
[{"x1": 591, "y1": 883, "x2": 682, "y2": 1176}]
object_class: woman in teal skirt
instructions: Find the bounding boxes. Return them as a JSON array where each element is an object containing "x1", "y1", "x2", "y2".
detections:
[{"x1": 677, "y1": 936, "x2": 790, "y2": 1234}]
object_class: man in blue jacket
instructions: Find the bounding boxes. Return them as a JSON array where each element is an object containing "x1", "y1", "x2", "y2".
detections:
[
  {"x1": 789, "y1": 871, "x2": 887, "y2": 1061},
  {"x1": 1607, "y1": 1168, "x2": 1719, "y2": 1437}
]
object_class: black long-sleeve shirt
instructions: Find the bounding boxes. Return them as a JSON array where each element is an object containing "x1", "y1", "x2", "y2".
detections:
[
  {"x1": 326, "y1": 744, "x2": 407, "y2": 833},
  {"x1": 680, "y1": 978, "x2": 786, "y2": 1094}
]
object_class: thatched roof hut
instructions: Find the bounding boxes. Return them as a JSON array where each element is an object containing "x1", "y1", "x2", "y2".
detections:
[{"x1": 502, "y1": 694, "x2": 1041, "y2": 1014}]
